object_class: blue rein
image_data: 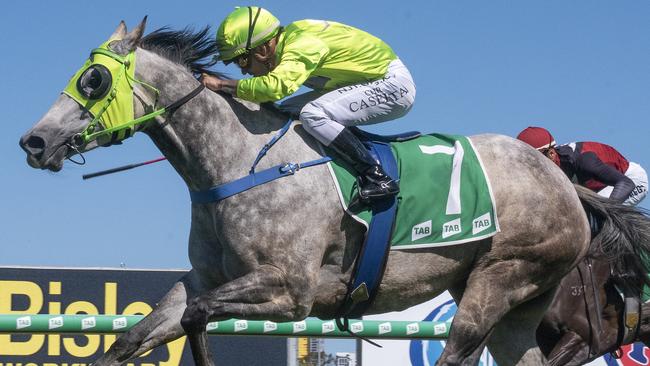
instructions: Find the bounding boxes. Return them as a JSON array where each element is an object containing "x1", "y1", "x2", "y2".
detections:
[{"x1": 190, "y1": 118, "x2": 332, "y2": 204}]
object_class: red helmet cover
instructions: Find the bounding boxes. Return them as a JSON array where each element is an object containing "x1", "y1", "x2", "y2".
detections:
[{"x1": 517, "y1": 126, "x2": 556, "y2": 150}]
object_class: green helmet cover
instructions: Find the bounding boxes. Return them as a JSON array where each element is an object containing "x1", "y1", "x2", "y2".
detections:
[{"x1": 216, "y1": 6, "x2": 280, "y2": 61}]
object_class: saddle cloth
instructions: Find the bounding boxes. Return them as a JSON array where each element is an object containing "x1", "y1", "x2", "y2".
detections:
[{"x1": 327, "y1": 133, "x2": 500, "y2": 249}]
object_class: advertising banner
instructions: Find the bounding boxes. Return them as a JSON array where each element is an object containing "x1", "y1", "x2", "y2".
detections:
[{"x1": 0, "y1": 267, "x2": 287, "y2": 366}]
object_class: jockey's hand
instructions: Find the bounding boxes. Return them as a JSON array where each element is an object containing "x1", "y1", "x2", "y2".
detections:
[
  {"x1": 201, "y1": 74, "x2": 238, "y2": 95},
  {"x1": 201, "y1": 73, "x2": 224, "y2": 91}
]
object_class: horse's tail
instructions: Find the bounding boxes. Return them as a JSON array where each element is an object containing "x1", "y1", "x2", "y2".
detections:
[{"x1": 576, "y1": 184, "x2": 650, "y2": 294}]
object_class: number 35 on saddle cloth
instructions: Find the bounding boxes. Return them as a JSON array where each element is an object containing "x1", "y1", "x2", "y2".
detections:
[{"x1": 327, "y1": 133, "x2": 500, "y2": 249}]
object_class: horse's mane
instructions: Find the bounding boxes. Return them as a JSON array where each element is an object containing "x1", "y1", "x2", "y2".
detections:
[
  {"x1": 577, "y1": 185, "x2": 650, "y2": 295},
  {"x1": 140, "y1": 26, "x2": 227, "y2": 78},
  {"x1": 139, "y1": 26, "x2": 286, "y2": 117}
]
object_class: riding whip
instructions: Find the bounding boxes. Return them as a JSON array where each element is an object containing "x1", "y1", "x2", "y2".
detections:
[{"x1": 82, "y1": 157, "x2": 167, "y2": 180}]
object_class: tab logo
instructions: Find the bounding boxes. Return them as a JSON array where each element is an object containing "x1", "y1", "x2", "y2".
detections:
[
  {"x1": 472, "y1": 213, "x2": 492, "y2": 235},
  {"x1": 112, "y1": 317, "x2": 127, "y2": 330},
  {"x1": 351, "y1": 322, "x2": 364, "y2": 333},
  {"x1": 234, "y1": 320, "x2": 248, "y2": 332},
  {"x1": 82, "y1": 316, "x2": 96, "y2": 330},
  {"x1": 293, "y1": 321, "x2": 307, "y2": 333},
  {"x1": 434, "y1": 322, "x2": 448, "y2": 335},
  {"x1": 322, "y1": 321, "x2": 336, "y2": 334},
  {"x1": 16, "y1": 316, "x2": 31, "y2": 329},
  {"x1": 412, "y1": 220, "x2": 432, "y2": 241},
  {"x1": 264, "y1": 321, "x2": 278, "y2": 333},
  {"x1": 378, "y1": 322, "x2": 392, "y2": 335},
  {"x1": 49, "y1": 316, "x2": 64, "y2": 329},
  {"x1": 406, "y1": 323, "x2": 420, "y2": 335},
  {"x1": 442, "y1": 218, "x2": 462, "y2": 238}
]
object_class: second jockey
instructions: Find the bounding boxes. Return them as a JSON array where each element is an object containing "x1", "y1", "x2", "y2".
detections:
[{"x1": 517, "y1": 126, "x2": 648, "y2": 205}]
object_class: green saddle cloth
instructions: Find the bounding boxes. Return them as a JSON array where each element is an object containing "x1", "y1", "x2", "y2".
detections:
[{"x1": 327, "y1": 134, "x2": 500, "y2": 249}]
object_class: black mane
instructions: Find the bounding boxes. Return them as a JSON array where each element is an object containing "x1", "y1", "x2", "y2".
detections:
[{"x1": 140, "y1": 26, "x2": 226, "y2": 78}]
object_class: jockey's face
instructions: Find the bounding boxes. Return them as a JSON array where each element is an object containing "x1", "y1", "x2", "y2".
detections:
[
  {"x1": 541, "y1": 148, "x2": 561, "y2": 167},
  {"x1": 242, "y1": 53, "x2": 268, "y2": 76},
  {"x1": 238, "y1": 40, "x2": 277, "y2": 77}
]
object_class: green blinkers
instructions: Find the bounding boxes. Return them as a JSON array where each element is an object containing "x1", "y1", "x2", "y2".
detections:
[
  {"x1": 63, "y1": 41, "x2": 139, "y2": 146},
  {"x1": 62, "y1": 37, "x2": 204, "y2": 149}
]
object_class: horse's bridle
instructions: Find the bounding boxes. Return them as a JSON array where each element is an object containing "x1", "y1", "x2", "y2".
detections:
[
  {"x1": 64, "y1": 42, "x2": 205, "y2": 152},
  {"x1": 577, "y1": 258, "x2": 643, "y2": 359}
]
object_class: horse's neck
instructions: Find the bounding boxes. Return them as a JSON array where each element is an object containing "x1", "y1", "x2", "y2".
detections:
[{"x1": 134, "y1": 49, "x2": 293, "y2": 191}]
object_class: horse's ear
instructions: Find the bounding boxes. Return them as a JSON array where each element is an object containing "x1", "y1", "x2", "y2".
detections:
[
  {"x1": 110, "y1": 21, "x2": 127, "y2": 41},
  {"x1": 122, "y1": 16, "x2": 147, "y2": 51}
]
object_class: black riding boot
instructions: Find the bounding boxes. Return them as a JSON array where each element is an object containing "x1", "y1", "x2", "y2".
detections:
[{"x1": 330, "y1": 128, "x2": 399, "y2": 202}]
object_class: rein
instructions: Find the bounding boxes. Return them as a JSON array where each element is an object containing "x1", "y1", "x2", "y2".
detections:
[
  {"x1": 576, "y1": 259, "x2": 598, "y2": 358},
  {"x1": 577, "y1": 258, "x2": 643, "y2": 360},
  {"x1": 72, "y1": 83, "x2": 205, "y2": 148},
  {"x1": 69, "y1": 82, "x2": 204, "y2": 166}
]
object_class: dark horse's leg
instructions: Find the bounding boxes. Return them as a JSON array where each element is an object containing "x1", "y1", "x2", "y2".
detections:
[
  {"x1": 544, "y1": 331, "x2": 590, "y2": 366},
  {"x1": 181, "y1": 265, "x2": 304, "y2": 366},
  {"x1": 92, "y1": 271, "x2": 204, "y2": 366}
]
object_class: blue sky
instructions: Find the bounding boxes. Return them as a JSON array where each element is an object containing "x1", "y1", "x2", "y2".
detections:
[{"x1": 2, "y1": 0, "x2": 650, "y2": 357}]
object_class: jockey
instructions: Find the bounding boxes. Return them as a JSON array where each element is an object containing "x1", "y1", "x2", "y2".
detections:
[
  {"x1": 517, "y1": 126, "x2": 648, "y2": 205},
  {"x1": 202, "y1": 6, "x2": 416, "y2": 202}
]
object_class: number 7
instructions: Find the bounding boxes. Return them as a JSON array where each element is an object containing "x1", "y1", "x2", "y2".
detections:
[{"x1": 418, "y1": 142, "x2": 464, "y2": 215}]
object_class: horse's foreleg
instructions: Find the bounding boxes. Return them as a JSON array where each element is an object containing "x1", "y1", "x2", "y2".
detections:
[
  {"x1": 438, "y1": 261, "x2": 554, "y2": 366},
  {"x1": 93, "y1": 271, "x2": 203, "y2": 366},
  {"x1": 488, "y1": 287, "x2": 557, "y2": 366},
  {"x1": 186, "y1": 331, "x2": 216, "y2": 366},
  {"x1": 181, "y1": 264, "x2": 308, "y2": 366},
  {"x1": 542, "y1": 331, "x2": 589, "y2": 366}
]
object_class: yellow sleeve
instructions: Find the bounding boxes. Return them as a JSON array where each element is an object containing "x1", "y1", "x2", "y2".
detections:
[{"x1": 237, "y1": 35, "x2": 329, "y2": 103}]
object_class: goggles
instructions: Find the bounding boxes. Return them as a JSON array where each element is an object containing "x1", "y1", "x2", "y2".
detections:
[{"x1": 222, "y1": 52, "x2": 249, "y2": 68}]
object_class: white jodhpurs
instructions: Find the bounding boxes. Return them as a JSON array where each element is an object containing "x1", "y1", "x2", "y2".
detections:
[
  {"x1": 597, "y1": 161, "x2": 648, "y2": 206},
  {"x1": 295, "y1": 59, "x2": 416, "y2": 146}
]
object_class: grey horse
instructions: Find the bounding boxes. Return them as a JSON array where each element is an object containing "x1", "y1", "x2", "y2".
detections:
[{"x1": 18, "y1": 19, "x2": 649, "y2": 366}]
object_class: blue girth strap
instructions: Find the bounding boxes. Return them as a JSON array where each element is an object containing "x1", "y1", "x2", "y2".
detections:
[{"x1": 336, "y1": 141, "x2": 399, "y2": 328}]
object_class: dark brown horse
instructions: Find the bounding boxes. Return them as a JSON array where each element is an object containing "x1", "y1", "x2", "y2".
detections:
[{"x1": 537, "y1": 185, "x2": 650, "y2": 365}]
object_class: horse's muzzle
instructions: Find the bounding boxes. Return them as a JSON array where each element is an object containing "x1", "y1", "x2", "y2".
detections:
[{"x1": 19, "y1": 133, "x2": 66, "y2": 171}]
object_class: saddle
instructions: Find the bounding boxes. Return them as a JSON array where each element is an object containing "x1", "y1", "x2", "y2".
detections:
[{"x1": 349, "y1": 126, "x2": 421, "y2": 144}]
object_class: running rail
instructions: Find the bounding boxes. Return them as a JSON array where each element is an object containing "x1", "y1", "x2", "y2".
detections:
[{"x1": 0, "y1": 314, "x2": 450, "y2": 339}]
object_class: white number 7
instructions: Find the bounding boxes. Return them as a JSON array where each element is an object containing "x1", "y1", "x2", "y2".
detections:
[{"x1": 418, "y1": 142, "x2": 464, "y2": 215}]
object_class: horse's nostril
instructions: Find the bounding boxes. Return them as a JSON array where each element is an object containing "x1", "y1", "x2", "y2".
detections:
[
  {"x1": 26, "y1": 135, "x2": 45, "y2": 150},
  {"x1": 20, "y1": 135, "x2": 46, "y2": 159}
]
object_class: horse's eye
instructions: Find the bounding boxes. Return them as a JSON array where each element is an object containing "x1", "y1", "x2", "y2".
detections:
[{"x1": 76, "y1": 65, "x2": 112, "y2": 100}]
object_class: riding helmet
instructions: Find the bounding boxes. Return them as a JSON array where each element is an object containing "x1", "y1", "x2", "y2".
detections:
[
  {"x1": 215, "y1": 6, "x2": 281, "y2": 62},
  {"x1": 517, "y1": 126, "x2": 556, "y2": 151}
]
